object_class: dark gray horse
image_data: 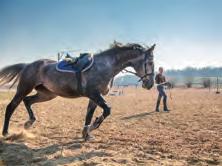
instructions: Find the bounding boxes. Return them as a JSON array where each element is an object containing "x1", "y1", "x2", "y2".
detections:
[{"x1": 0, "y1": 42, "x2": 155, "y2": 140}]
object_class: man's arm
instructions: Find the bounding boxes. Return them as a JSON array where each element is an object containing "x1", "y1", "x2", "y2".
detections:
[
  {"x1": 155, "y1": 74, "x2": 159, "y2": 84},
  {"x1": 163, "y1": 75, "x2": 166, "y2": 83},
  {"x1": 160, "y1": 76, "x2": 171, "y2": 88}
]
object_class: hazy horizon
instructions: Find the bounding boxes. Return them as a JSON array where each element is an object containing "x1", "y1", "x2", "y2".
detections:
[{"x1": 1, "y1": 0, "x2": 222, "y2": 69}]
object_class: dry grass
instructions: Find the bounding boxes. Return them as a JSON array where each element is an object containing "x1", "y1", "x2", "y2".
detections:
[{"x1": 0, "y1": 88, "x2": 221, "y2": 165}]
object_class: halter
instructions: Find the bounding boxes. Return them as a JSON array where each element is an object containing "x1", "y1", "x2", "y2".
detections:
[{"x1": 123, "y1": 53, "x2": 154, "y2": 82}]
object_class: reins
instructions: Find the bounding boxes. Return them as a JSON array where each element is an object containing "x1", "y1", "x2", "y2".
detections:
[
  {"x1": 156, "y1": 82, "x2": 173, "y2": 100},
  {"x1": 122, "y1": 53, "x2": 153, "y2": 82}
]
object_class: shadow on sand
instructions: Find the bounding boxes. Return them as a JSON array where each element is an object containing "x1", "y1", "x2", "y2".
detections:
[
  {"x1": 0, "y1": 136, "x2": 110, "y2": 165},
  {"x1": 121, "y1": 111, "x2": 156, "y2": 120}
]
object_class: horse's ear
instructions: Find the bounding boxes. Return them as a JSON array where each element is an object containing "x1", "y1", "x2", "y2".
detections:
[
  {"x1": 148, "y1": 44, "x2": 156, "y2": 52},
  {"x1": 133, "y1": 45, "x2": 138, "y2": 50},
  {"x1": 133, "y1": 44, "x2": 141, "y2": 50}
]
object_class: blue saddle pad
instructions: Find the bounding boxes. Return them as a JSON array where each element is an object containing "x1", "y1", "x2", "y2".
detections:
[
  {"x1": 56, "y1": 60, "x2": 80, "y2": 73},
  {"x1": 56, "y1": 54, "x2": 94, "y2": 73}
]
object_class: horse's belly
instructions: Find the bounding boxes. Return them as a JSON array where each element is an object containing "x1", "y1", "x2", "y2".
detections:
[{"x1": 40, "y1": 65, "x2": 80, "y2": 97}]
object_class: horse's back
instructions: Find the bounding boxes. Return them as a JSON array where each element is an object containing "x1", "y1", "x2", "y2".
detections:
[
  {"x1": 32, "y1": 59, "x2": 57, "y2": 67},
  {"x1": 36, "y1": 59, "x2": 81, "y2": 97}
]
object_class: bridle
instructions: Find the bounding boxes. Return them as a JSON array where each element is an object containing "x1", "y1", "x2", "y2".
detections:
[{"x1": 123, "y1": 53, "x2": 154, "y2": 82}]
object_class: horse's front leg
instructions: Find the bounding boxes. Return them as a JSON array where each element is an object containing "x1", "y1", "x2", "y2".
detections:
[
  {"x1": 82, "y1": 99, "x2": 97, "y2": 141},
  {"x1": 89, "y1": 93, "x2": 111, "y2": 132}
]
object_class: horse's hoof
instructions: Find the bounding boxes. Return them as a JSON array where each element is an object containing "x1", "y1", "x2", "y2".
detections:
[
  {"x1": 24, "y1": 120, "x2": 34, "y2": 129},
  {"x1": 84, "y1": 135, "x2": 95, "y2": 142},
  {"x1": 2, "y1": 131, "x2": 8, "y2": 137}
]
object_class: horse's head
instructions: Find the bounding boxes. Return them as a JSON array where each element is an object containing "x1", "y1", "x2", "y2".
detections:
[
  {"x1": 108, "y1": 42, "x2": 155, "y2": 89},
  {"x1": 131, "y1": 44, "x2": 155, "y2": 90}
]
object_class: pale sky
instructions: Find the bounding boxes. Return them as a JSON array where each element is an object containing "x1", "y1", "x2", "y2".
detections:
[{"x1": 0, "y1": 0, "x2": 222, "y2": 69}]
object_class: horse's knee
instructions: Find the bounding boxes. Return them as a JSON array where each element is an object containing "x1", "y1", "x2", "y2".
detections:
[
  {"x1": 23, "y1": 97, "x2": 30, "y2": 106},
  {"x1": 5, "y1": 102, "x2": 16, "y2": 116},
  {"x1": 103, "y1": 107, "x2": 111, "y2": 118}
]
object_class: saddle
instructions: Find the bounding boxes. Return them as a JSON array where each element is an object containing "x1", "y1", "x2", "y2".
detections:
[{"x1": 56, "y1": 53, "x2": 94, "y2": 73}]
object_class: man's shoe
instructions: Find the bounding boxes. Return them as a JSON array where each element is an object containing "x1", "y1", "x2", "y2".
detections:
[
  {"x1": 163, "y1": 109, "x2": 170, "y2": 112},
  {"x1": 155, "y1": 109, "x2": 160, "y2": 112}
]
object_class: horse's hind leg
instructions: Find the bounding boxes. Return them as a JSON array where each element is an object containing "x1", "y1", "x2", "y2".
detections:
[
  {"x1": 2, "y1": 93, "x2": 24, "y2": 136},
  {"x1": 2, "y1": 86, "x2": 33, "y2": 136},
  {"x1": 23, "y1": 85, "x2": 56, "y2": 129},
  {"x1": 82, "y1": 99, "x2": 97, "y2": 140}
]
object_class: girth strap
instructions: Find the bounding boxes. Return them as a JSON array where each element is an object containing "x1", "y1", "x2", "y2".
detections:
[{"x1": 76, "y1": 71, "x2": 83, "y2": 95}]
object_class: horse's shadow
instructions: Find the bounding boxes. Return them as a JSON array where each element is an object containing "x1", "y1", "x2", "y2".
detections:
[
  {"x1": 121, "y1": 111, "x2": 155, "y2": 120},
  {"x1": 0, "y1": 136, "x2": 110, "y2": 165}
]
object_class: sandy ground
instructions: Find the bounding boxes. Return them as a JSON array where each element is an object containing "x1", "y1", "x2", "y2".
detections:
[{"x1": 0, "y1": 88, "x2": 221, "y2": 166}]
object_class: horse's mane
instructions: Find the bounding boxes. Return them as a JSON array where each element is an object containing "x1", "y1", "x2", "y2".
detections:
[
  {"x1": 95, "y1": 41, "x2": 146, "y2": 57},
  {"x1": 109, "y1": 41, "x2": 145, "y2": 51}
]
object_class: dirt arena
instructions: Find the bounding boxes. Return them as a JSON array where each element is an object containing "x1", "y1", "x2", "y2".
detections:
[{"x1": 0, "y1": 88, "x2": 221, "y2": 166}]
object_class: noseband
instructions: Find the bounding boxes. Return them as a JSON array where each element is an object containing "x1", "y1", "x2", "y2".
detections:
[{"x1": 123, "y1": 53, "x2": 154, "y2": 82}]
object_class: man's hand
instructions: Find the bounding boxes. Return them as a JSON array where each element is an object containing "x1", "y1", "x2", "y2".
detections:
[
  {"x1": 165, "y1": 82, "x2": 172, "y2": 88},
  {"x1": 157, "y1": 82, "x2": 172, "y2": 88}
]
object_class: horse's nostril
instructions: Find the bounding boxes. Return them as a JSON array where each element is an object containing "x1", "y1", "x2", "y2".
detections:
[{"x1": 142, "y1": 83, "x2": 146, "y2": 88}]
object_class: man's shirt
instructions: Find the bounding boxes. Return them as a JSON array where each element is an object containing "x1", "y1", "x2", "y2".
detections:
[{"x1": 155, "y1": 73, "x2": 166, "y2": 84}]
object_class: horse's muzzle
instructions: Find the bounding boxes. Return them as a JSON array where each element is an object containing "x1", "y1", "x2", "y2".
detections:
[{"x1": 142, "y1": 79, "x2": 154, "y2": 90}]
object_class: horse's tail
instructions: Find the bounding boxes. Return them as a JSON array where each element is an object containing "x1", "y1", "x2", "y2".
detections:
[{"x1": 0, "y1": 63, "x2": 27, "y2": 89}]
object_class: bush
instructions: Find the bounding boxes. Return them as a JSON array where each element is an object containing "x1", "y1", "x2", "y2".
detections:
[
  {"x1": 185, "y1": 77, "x2": 194, "y2": 88},
  {"x1": 202, "y1": 78, "x2": 211, "y2": 88}
]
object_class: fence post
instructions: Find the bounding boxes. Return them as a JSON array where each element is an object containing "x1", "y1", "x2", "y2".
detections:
[
  {"x1": 57, "y1": 53, "x2": 60, "y2": 61},
  {"x1": 216, "y1": 77, "x2": 220, "y2": 94}
]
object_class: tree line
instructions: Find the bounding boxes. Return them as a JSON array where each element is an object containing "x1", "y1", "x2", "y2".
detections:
[
  {"x1": 166, "y1": 67, "x2": 222, "y2": 77},
  {"x1": 114, "y1": 67, "x2": 222, "y2": 88}
]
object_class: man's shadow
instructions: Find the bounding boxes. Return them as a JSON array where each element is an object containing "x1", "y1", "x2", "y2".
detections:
[{"x1": 121, "y1": 111, "x2": 156, "y2": 120}]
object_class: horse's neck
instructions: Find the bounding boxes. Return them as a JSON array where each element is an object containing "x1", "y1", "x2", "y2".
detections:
[
  {"x1": 93, "y1": 50, "x2": 139, "y2": 79},
  {"x1": 112, "y1": 52, "x2": 138, "y2": 77}
]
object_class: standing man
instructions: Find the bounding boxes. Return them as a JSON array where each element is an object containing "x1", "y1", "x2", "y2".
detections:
[{"x1": 155, "y1": 67, "x2": 170, "y2": 112}]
